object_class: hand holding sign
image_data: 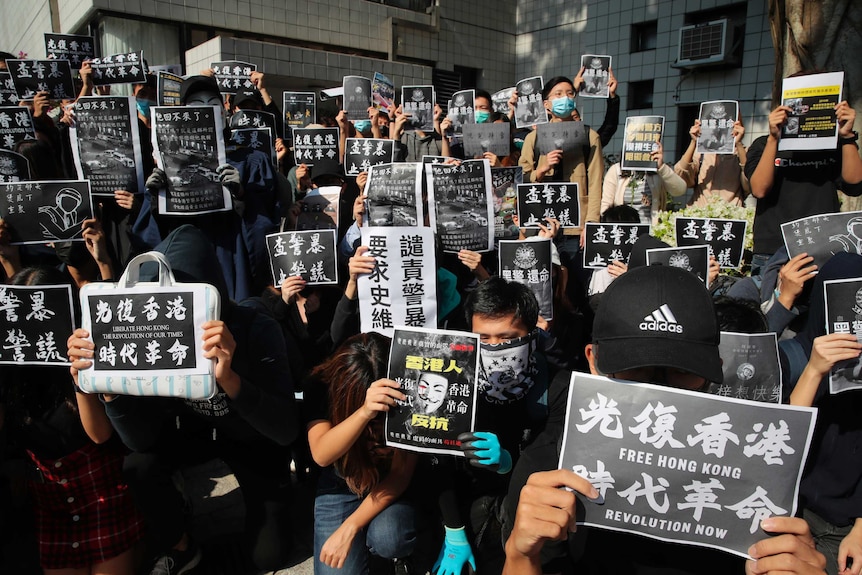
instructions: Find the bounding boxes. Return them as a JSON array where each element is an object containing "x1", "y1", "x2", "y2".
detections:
[
  {"x1": 67, "y1": 327, "x2": 95, "y2": 386},
  {"x1": 362, "y1": 378, "x2": 405, "y2": 419},
  {"x1": 202, "y1": 320, "x2": 239, "y2": 398},
  {"x1": 744, "y1": 516, "x2": 826, "y2": 575}
]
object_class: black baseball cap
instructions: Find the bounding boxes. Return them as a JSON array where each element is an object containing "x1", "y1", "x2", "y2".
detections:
[
  {"x1": 593, "y1": 264, "x2": 722, "y2": 383},
  {"x1": 179, "y1": 75, "x2": 221, "y2": 104},
  {"x1": 231, "y1": 89, "x2": 263, "y2": 109}
]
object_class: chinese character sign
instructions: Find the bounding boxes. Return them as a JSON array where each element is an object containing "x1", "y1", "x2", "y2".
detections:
[
  {"x1": 44, "y1": 33, "x2": 95, "y2": 68},
  {"x1": 580, "y1": 55, "x2": 612, "y2": 98},
  {"x1": 0, "y1": 180, "x2": 94, "y2": 244},
  {"x1": 491, "y1": 166, "x2": 522, "y2": 241},
  {"x1": 70, "y1": 96, "x2": 145, "y2": 196},
  {"x1": 87, "y1": 51, "x2": 148, "y2": 85},
  {"x1": 0, "y1": 71, "x2": 20, "y2": 107},
  {"x1": 427, "y1": 159, "x2": 495, "y2": 253},
  {"x1": 401, "y1": 86, "x2": 435, "y2": 132},
  {"x1": 779, "y1": 71, "x2": 844, "y2": 151},
  {"x1": 697, "y1": 101, "x2": 739, "y2": 155},
  {"x1": 372, "y1": 72, "x2": 394, "y2": 113},
  {"x1": 645, "y1": 245, "x2": 711, "y2": 286},
  {"x1": 0, "y1": 285, "x2": 74, "y2": 365},
  {"x1": 675, "y1": 217, "x2": 747, "y2": 269},
  {"x1": 230, "y1": 127, "x2": 276, "y2": 168},
  {"x1": 157, "y1": 71, "x2": 183, "y2": 106},
  {"x1": 824, "y1": 277, "x2": 862, "y2": 394},
  {"x1": 385, "y1": 326, "x2": 480, "y2": 456},
  {"x1": 358, "y1": 226, "x2": 437, "y2": 338},
  {"x1": 210, "y1": 60, "x2": 256, "y2": 94},
  {"x1": 266, "y1": 229, "x2": 338, "y2": 287},
  {"x1": 0, "y1": 150, "x2": 30, "y2": 183},
  {"x1": 364, "y1": 162, "x2": 423, "y2": 227},
  {"x1": 536, "y1": 121, "x2": 589, "y2": 156},
  {"x1": 291, "y1": 127, "x2": 340, "y2": 175},
  {"x1": 514, "y1": 76, "x2": 547, "y2": 129},
  {"x1": 560, "y1": 373, "x2": 816, "y2": 558},
  {"x1": 781, "y1": 210, "x2": 859, "y2": 272},
  {"x1": 0, "y1": 105, "x2": 35, "y2": 151},
  {"x1": 622, "y1": 115, "x2": 664, "y2": 172},
  {"x1": 517, "y1": 183, "x2": 581, "y2": 230},
  {"x1": 447, "y1": 89, "x2": 475, "y2": 137},
  {"x1": 283, "y1": 91, "x2": 316, "y2": 131},
  {"x1": 499, "y1": 239, "x2": 554, "y2": 319},
  {"x1": 5, "y1": 59, "x2": 75, "y2": 102},
  {"x1": 229, "y1": 109, "x2": 278, "y2": 140},
  {"x1": 463, "y1": 122, "x2": 510, "y2": 159},
  {"x1": 345, "y1": 138, "x2": 396, "y2": 177},
  {"x1": 343, "y1": 75, "x2": 372, "y2": 120},
  {"x1": 583, "y1": 222, "x2": 650, "y2": 269},
  {"x1": 711, "y1": 332, "x2": 782, "y2": 403}
]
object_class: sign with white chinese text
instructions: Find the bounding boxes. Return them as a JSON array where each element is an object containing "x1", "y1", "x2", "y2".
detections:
[
  {"x1": 210, "y1": 61, "x2": 256, "y2": 94},
  {"x1": 499, "y1": 238, "x2": 553, "y2": 319},
  {"x1": 401, "y1": 86, "x2": 435, "y2": 132},
  {"x1": 229, "y1": 127, "x2": 276, "y2": 167},
  {"x1": 345, "y1": 138, "x2": 396, "y2": 176},
  {"x1": 516, "y1": 182, "x2": 580, "y2": 229},
  {"x1": 697, "y1": 101, "x2": 738, "y2": 155},
  {"x1": 0, "y1": 106, "x2": 35, "y2": 151},
  {"x1": 0, "y1": 285, "x2": 74, "y2": 365},
  {"x1": 291, "y1": 127, "x2": 340, "y2": 175},
  {"x1": 514, "y1": 76, "x2": 546, "y2": 129},
  {"x1": 5, "y1": 59, "x2": 75, "y2": 101},
  {"x1": 88, "y1": 51, "x2": 148, "y2": 85},
  {"x1": 781, "y1": 211, "x2": 861, "y2": 272},
  {"x1": 44, "y1": 33, "x2": 96, "y2": 68},
  {"x1": 0, "y1": 72, "x2": 20, "y2": 107},
  {"x1": 0, "y1": 180, "x2": 93, "y2": 244},
  {"x1": 710, "y1": 332, "x2": 782, "y2": 403},
  {"x1": 675, "y1": 217, "x2": 747, "y2": 269},
  {"x1": 447, "y1": 89, "x2": 475, "y2": 138},
  {"x1": 0, "y1": 150, "x2": 30, "y2": 183},
  {"x1": 266, "y1": 229, "x2": 338, "y2": 287},
  {"x1": 584, "y1": 222, "x2": 650, "y2": 269},
  {"x1": 536, "y1": 121, "x2": 588, "y2": 156},
  {"x1": 463, "y1": 122, "x2": 510, "y2": 159},
  {"x1": 343, "y1": 75, "x2": 372, "y2": 120},
  {"x1": 645, "y1": 244, "x2": 710, "y2": 286},
  {"x1": 580, "y1": 55, "x2": 612, "y2": 98}
]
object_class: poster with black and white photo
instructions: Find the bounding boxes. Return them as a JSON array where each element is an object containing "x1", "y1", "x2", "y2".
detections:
[
  {"x1": 0, "y1": 106, "x2": 35, "y2": 151},
  {"x1": 402, "y1": 86, "x2": 435, "y2": 132},
  {"x1": 492, "y1": 87, "x2": 514, "y2": 115},
  {"x1": 229, "y1": 127, "x2": 276, "y2": 167},
  {"x1": 291, "y1": 127, "x2": 340, "y2": 175},
  {"x1": 516, "y1": 182, "x2": 580, "y2": 229},
  {"x1": 560, "y1": 372, "x2": 817, "y2": 558},
  {"x1": 358, "y1": 227, "x2": 437, "y2": 337},
  {"x1": 70, "y1": 96, "x2": 145, "y2": 197},
  {"x1": 88, "y1": 51, "x2": 147, "y2": 86},
  {"x1": 463, "y1": 122, "x2": 510, "y2": 158},
  {"x1": 343, "y1": 75, "x2": 372, "y2": 120},
  {"x1": 295, "y1": 186, "x2": 340, "y2": 232},
  {"x1": 447, "y1": 89, "x2": 475, "y2": 138},
  {"x1": 781, "y1": 211, "x2": 861, "y2": 272},
  {"x1": 536, "y1": 120, "x2": 588, "y2": 156},
  {"x1": 5, "y1": 59, "x2": 75, "y2": 101},
  {"x1": 710, "y1": 332, "x2": 782, "y2": 403},
  {"x1": 151, "y1": 105, "x2": 231, "y2": 214},
  {"x1": 0, "y1": 180, "x2": 93, "y2": 244},
  {"x1": 157, "y1": 71, "x2": 183, "y2": 106},
  {"x1": 499, "y1": 238, "x2": 553, "y2": 319},
  {"x1": 779, "y1": 71, "x2": 844, "y2": 151},
  {"x1": 580, "y1": 55, "x2": 612, "y2": 98},
  {"x1": 345, "y1": 138, "x2": 396, "y2": 176},
  {"x1": 372, "y1": 72, "x2": 395, "y2": 113},
  {"x1": 0, "y1": 285, "x2": 74, "y2": 365},
  {"x1": 0, "y1": 150, "x2": 30, "y2": 183},
  {"x1": 385, "y1": 326, "x2": 479, "y2": 456},
  {"x1": 210, "y1": 61, "x2": 256, "y2": 94},
  {"x1": 675, "y1": 217, "x2": 747, "y2": 269},
  {"x1": 365, "y1": 162, "x2": 422, "y2": 227},
  {"x1": 583, "y1": 222, "x2": 650, "y2": 269},
  {"x1": 266, "y1": 229, "x2": 338, "y2": 287},
  {"x1": 0, "y1": 72, "x2": 18, "y2": 107},
  {"x1": 621, "y1": 116, "x2": 664, "y2": 171},
  {"x1": 645, "y1": 245, "x2": 710, "y2": 286},
  {"x1": 696, "y1": 101, "x2": 738, "y2": 155},
  {"x1": 491, "y1": 166, "x2": 522, "y2": 241},
  {"x1": 427, "y1": 159, "x2": 494, "y2": 253},
  {"x1": 514, "y1": 76, "x2": 546, "y2": 129},
  {"x1": 824, "y1": 278, "x2": 862, "y2": 394},
  {"x1": 283, "y1": 91, "x2": 316, "y2": 131},
  {"x1": 44, "y1": 33, "x2": 96, "y2": 68}
]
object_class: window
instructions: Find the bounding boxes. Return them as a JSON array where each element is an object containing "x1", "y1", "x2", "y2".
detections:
[
  {"x1": 628, "y1": 80, "x2": 655, "y2": 110},
  {"x1": 631, "y1": 20, "x2": 658, "y2": 53},
  {"x1": 676, "y1": 3, "x2": 747, "y2": 69}
]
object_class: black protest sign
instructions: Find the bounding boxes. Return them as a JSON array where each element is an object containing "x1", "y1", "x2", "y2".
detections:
[
  {"x1": 0, "y1": 150, "x2": 30, "y2": 183},
  {"x1": 0, "y1": 71, "x2": 20, "y2": 106},
  {"x1": 824, "y1": 278, "x2": 862, "y2": 394},
  {"x1": 345, "y1": 138, "x2": 395, "y2": 176},
  {"x1": 88, "y1": 51, "x2": 147, "y2": 85},
  {"x1": 516, "y1": 182, "x2": 580, "y2": 229},
  {"x1": 0, "y1": 180, "x2": 93, "y2": 244},
  {"x1": 463, "y1": 122, "x2": 510, "y2": 158},
  {"x1": 536, "y1": 121, "x2": 588, "y2": 156},
  {"x1": 710, "y1": 332, "x2": 782, "y2": 403},
  {"x1": 70, "y1": 96, "x2": 145, "y2": 196},
  {"x1": 343, "y1": 75, "x2": 372, "y2": 120},
  {"x1": 230, "y1": 127, "x2": 276, "y2": 167},
  {"x1": 211, "y1": 61, "x2": 256, "y2": 94},
  {"x1": 5, "y1": 59, "x2": 75, "y2": 101},
  {"x1": 372, "y1": 72, "x2": 394, "y2": 113},
  {"x1": 151, "y1": 106, "x2": 230, "y2": 215},
  {"x1": 697, "y1": 101, "x2": 738, "y2": 155},
  {"x1": 675, "y1": 217, "x2": 747, "y2": 269},
  {"x1": 560, "y1": 372, "x2": 816, "y2": 558},
  {"x1": 499, "y1": 239, "x2": 554, "y2": 319},
  {"x1": 492, "y1": 87, "x2": 514, "y2": 115},
  {"x1": 447, "y1": 89, "x2": 475, "y2": 137},
  {"x1": 781, "y1": 211, "x2": 860, "y2": 272},
  {"x1": 583, "y1": 222, "x2": 650, "y2": 269},
  {"x1": 44, "y1": 33, "x2": 96, "y2": 68},
  {"x1": 229, "y1": 109, "x2": 277, "y2": 134},
  {"x1": 157, "y1": 71, "x2": 183, "y2": 106},
  {"x1": 491, "y1": 166, "x2": 522, "y2": 241},
  {"x1": 295, "y1": 186, "x2": 340, "y2": 232},
  {"x1": 645, "y1": 245, "x2": 710, "y2": 286},
  {"x1": 0, "y1": 285, "x2": 74, "y2": 365},
  {"x1": 402, "y1": 86, "x2": 435, "y2": 132},
  {"x1": 514, "y1": 76, "x2": 547, "y2": 129},
  {"x1": 427, "y1": 159, "x2": 494, "y2": 253},
  {"x1": 0, "y1": 106, "x2": 35, "y2": 151},
  {"x1": 365, "y1": 162, "x2": 423, "y2": 227},
  {"x1": 283, "y1": 91, "x2": 316, "y2": 131},
  {"x1": 266, "y1": 230, "x2": 338, "y2": 287},
  {"x1": 291, "y1": 127, "x2": 340, "y2": 175},
  {"x1": 580, "y1": 55, "x2": 612, "y2": 98},
  {"x1": 622, "y1": 115, "x2": 664, "y2": 171},
  {"x1": 385, "y1": 326, "x2": 480, "y2": 457}
]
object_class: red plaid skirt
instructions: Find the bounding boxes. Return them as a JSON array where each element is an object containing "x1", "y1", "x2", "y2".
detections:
[{"x1": 27, "y1": 442, "x2": 144, "y2": 569}]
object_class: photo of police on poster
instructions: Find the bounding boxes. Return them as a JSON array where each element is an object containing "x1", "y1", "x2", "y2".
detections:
[
  {"x1": 0, "y1": 71, "x2": 18, "y2": 106},
  {"x1": 781, "y1": 210, "x2": 862, "y2": 272},
  {"x1": 343, "y1": 75, "x2": 372, "y2": 120},
  {"x1": 711, "y1": 332, "x2": 782, "y2": 403},
  {"x1": 157, "y1": 71, "x2": 183, "y2": 106},
  {"x1": 645, "y1": 245, "x2": 710, "y2": 286},
  {"x1": 426, "y1": 159, "x2": 494, "y2": 253},
  {"x1": 0, "y1": 180, "x2": 93, "y2": 244},
  {"x1": 385, "y1": 326, "x2": 480, "y2": 457},
  {"x1": 266, "y1": 229, "x2": 338, "y2": 287},
  {"x1": 291, "y1": 127, "x2": 340, "y2": 175},
  {"x1": 824, "y1": 277, "x2": 862, "y2": 393},
  {"x1": 0, "y1": 285, "x2": 74, "y2": 365},
  {"x1": 779, "y1": 71, "x2": 844, "y2": 151},
  {"x1": 357, "y1": 227, "x2": 437, "y2": 338},
  {"x1": 516, "y1": 182, "x2": 580, "y2": 229},
  {"x1": 621, "y1": 115, "x2": 664, "y2": 172},
  {"x1": 344, "y1": 138, "x2": 396, "y2": 176},
  {"x1": 283, "y1": 91, "x2": 316, "y2": 131},
  {"x1": 0, "y1": 106, "x2": 35, "y2": 151},
  {"x1": 402, "y1": 86, "x2": 436, "y2": 132},
  {"x1": 675, "y1": 217, "x2": 747, "y2": 269},
  {"x1": 229, "y1": 127, "x2": 275, "y2": 167},
  {"x1": 697, "y1": 101, "x2": 738, "y2": 155},
  {"x1": 70, "y1": 96, "x2": 145, "y2": 197},
  {"x1": 463, "y1": 122, "x2": 510, "y2": 159},
  {"x1": 579, "y1": 55, "x2": 612, "y2": 98},
  {"x1": 44, "y1": 33, "x2": 96, "y2": 68},
  {"x1": 151, "y1": 105, "x2": 231, "y2": 215},
  {"x1": 210, "y1": 61, "x2": 256, "y2": 94},
  {"x1": 491, "y1": 166, "x2": 522, "y2": 241},
  {"x1": 514, "y1": 76, "x2": 546, "y2": 129},
  {"x1": 0, "y1": 150, "x2": 30, "y2": 182},
  {"x1": 583, "y1": 222, "x2": 650, "y2": 269},
  {"x1": 560, "y1": 372, "x2": 816, "y2": 558},
  {"x1": 447, "y1": 89, "x2": 475, "y2": 139},
  {"x1": 372, "y1": 72, "x2": 394, "y2": 113},
  {"x1": 364, "y1": 162, "x2": 422, "y2": 227},
  {"x1": 536, "y1": 120, "x2": 588, "y2": 156},
  {"x1": 499, "y1": 238, "x2": 553, "y2": 319},
  {"x1": 87, "y1": 51, "x2": 148, "y2": 85},
  {"x1": 6, "y1": 59, "x2": 75, "y2": 101}
]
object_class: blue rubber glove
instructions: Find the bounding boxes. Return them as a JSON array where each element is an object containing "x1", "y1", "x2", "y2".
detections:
[
  {"x1": 458, "y1": 431, "x2": 512, "y2": 474},
  {"x1": 433, "y1": 526, "x2": 476, "y2": 575}
]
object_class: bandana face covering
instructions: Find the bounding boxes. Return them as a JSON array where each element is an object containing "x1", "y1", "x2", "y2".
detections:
[{"x1": 477, "y1": 330, "x2": 538, "y2": 404}]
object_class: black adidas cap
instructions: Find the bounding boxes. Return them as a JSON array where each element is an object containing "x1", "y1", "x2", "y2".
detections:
[{"x1": 593, "y1": 264, "x2": 722, "y2": 383}]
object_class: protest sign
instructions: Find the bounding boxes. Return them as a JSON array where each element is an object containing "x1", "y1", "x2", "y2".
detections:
[
  {"x1": 0, "y1": 150, "x2": 30, "y2": 183},
  {"x1": 675, "y1": 217, "x2": 747, "y2": 269},
  {"x1": 463, "y1": 122, "x2": 510, "y2": 158},
  {"x1": 343, "y1": 75, "x2": 372, "y2": 120},
  {"x1": 372, "y1": 72, "x2": 395, "y2": 113},
  {"x1": 824, "y1": 277, "x2": 862, "y2": 394},
  {"x1": 365, "y1": 162, "x2": 423, "y2": 227},
  {"x1": 781, "y1": 211, "x2": 862, "y2": 272},
  {"x1": 622, "y1": 116, "x2": 664, "y2": 171},
  {"x1": 291, "y1": 127, "x2": 340, "y2": 175},
  {"x1": 44, "y1": 33, "x2": 95, "y2": 68},
  {"x1": 490, "y1": 166, "x2": 522, "y2": 241},
  {"x1": 427, "y1": 159, "x2": 494, "y2": 253},
  {"x1": 402, "y1": 86, "x2": 435, "y2": 132},
  {"x1": 491, "y1": 87, "x2": 514, "y2": 115},
  {"x1": 580, "y1": 55, "x2": 612, "y2": 98},
  {"x1": 514, "y1": 76, "x2": 546, "y2": 129},
  {"x1": 499, "y1": 238, "x2": 554, "y2": 319},
  {"x1": 295, "y1": 186, "x2": 340, "y2": 232},
  {"x1": 516, "y1": 182, "x2": 580, "y2": 229},
  {"x1": 0, "y1": 285, "x2": 74, "y2": 365},
  {"x1": 447, "y1": 89, "x2": 475, "y2": 138},
  {"x1": 697, "y1": 101, "x2": 738, "y2": 155},
  {"x1": 266, "y1": 229, "x2": 338, "y2": 287},
  {"x1": 536, "y1": 121, "x2": 588, "y2": 156},
  {"x1": 0, "y1": 106, "x2": 35, "y2": 151},
  {"x1": 344, "y1": 138, "x2": 395, "y2": 176},
  {"x1": 710, "y1": 332, "x2": 782, "y2": 403},
  {"x1": 6, "y1": 59, "x2": 75, "y2": 101},
  {"x1": 779, "y1": 71, "x2": 844, "y2": 151},
  {"x1": 229, "y1": 127, "x2": 276, "y2": 167},
  {"x1": 157, "y1": 71, "x2": 183, "y2": 106},
  {"x1": 0, "y1": 180, "x2": 93, "y2": 244},
  {"x1": 584, "y1": 222, "x2": 651, "y2": 269},
  {"x1": 283, "y1": 91, "x2": 316, "y2": 131},
  {"x1": 645, "y1": 245, "x2": 710, "y2": 286},
  {"x1": 211, "y1": 61, "x2": 256, "y2": 93},
  {"x1": 0, "y1": 71, "x2": 18, "y2": 106},
  {"x1": 88, "y1": 51, "x2": 148, "y2": 85}
]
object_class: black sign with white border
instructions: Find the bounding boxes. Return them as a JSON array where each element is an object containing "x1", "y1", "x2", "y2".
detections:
[
  {"x1": 516, "y1": 182, "x2": 580, "y2": 229},
  {"x1": 584, "y1": 222, "x2": 650, "y2": 269},
  {"x1": 5, "y1": 59, "x2": 75, "y2": 101},
  {"x1": 0, "y1": 285, "x2": 74, "y2": 365},
  {"x1": 499, "y1": 238, "x2": 554, "y2": 319},
  {"x1": 710, "y1": 332, "x2": 782, "y2": 403},
  {"x1": 645, "y1": 244, "x2": 710, "y2": 286},
  {"x1": 266, "y1": 229, "x2": 338, "y2": 287},
  {"x1": 0, "y1": 180, "x2": 93, "y2": 244},
  {"x1": 675, "y1": 217, "x2": 747, "y2": 269}
]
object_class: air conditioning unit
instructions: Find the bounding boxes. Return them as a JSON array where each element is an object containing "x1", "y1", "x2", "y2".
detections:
[{"x1": 674, "y1": 19, "x2": 736, "y2": 68}]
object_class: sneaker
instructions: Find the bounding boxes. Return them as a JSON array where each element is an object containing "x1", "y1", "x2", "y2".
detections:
[{"x1": 149, "y1": 542, "x2": 202, "y2": 575}]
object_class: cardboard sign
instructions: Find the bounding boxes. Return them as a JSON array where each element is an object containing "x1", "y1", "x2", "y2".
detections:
[
  {"x1": 0, "y1": 285, "x2": 74, "y2": 365},
  {"x1": 0, "y1": 180, "x2": 94, "y2": 244},
  {"x1": 584, "y1": 222, "x2": 651, "y2": 269},
  {"x1": 266, "y1": 229, "x2": 338, "y2": 286}
]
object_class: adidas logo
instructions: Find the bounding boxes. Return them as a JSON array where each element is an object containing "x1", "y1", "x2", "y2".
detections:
[{"x1": 639, "y1": 304, "x2": 683, "y2": 334}]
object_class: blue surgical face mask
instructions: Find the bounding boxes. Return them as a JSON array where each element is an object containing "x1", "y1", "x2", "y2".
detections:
[
  {"x1": 475, "y1": 110, "x2": 491, "y2": 124},
  {"x1": 550, "y1": 96, "x2": 576, "y2": 118},
  {"x1": 135, "y1": 98, "x2": 152, "y2": 120},
  {"x1": 353, "y1": 119, "x2": 371, "y2": 133}
]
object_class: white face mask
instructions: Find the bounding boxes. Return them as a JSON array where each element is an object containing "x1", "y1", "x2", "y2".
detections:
[
  {"x1": 477, "y1": 331, "x2": 538, "y2": 404},
  {"x1": 185, "y1": 90, "x2": 225, "y2": 122}
]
